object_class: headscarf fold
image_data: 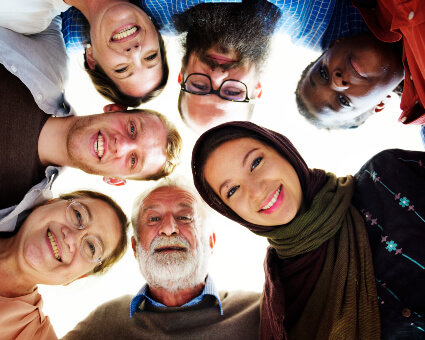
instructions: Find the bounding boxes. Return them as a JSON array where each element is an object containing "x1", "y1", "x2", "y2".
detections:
[{"x1": 192, "y1": 122, "x2": 380, "y2": 339}]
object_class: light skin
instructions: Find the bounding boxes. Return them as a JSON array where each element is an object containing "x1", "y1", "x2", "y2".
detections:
[
  {"x1": 38, "y1": 105, "x2": 167, "y2": 179},
  {"x1": 67, "y1": 0, "x2": 162, "y2": 97},
  {"x1": 299, "y1": 33, "x2": 404, "y2": 127},
  {"x1": 132, "y1": 187, "x2": 215, "y2": 306},
  {"x1": 0, "y1": 197, "x2": 121, "y2": 298},
  {"x1": 204, "y1": 138, "x2": 304, "y2": 226},
  {"x1": 179, "y1": 49, "x2": 262, "y2": 133}
]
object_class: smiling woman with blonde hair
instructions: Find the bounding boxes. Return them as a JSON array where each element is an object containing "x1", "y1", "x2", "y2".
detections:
[{"x1": 0, "y1": 190, "x2": 128, "y2": 340}]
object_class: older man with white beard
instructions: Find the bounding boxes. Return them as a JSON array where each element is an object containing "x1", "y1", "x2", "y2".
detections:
[{"x1": 63, "y1": 179, "x2": 261, "y2": 340}]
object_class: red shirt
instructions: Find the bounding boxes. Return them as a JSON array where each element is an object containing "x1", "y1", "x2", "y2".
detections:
[{"x1": 354, "y1": 0, "x2": 425, "y2": 125}]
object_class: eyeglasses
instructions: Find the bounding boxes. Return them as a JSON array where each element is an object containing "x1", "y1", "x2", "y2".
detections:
[
  {"x1": 66, "y1": 200, "x2": 103, "y2": 264},
  {"x1": 180, "y1": 73, "x2": 254, "y2": 103}
]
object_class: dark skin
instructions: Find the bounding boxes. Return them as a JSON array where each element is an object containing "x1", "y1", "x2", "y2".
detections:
[{"x1": 299, "y1": 32, "x2": 404, "y2": 128}]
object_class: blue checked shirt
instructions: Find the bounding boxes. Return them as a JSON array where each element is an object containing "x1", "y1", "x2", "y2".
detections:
[
  {"x1": 61, "y1": 0, "x2": 368, "y2": 53},
  {"x1": 130, "y1": 276, "x2": 223, "y2": 317}
]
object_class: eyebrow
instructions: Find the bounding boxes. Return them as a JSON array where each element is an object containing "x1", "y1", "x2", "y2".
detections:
[
  {"x1": 79, "y1": 202, "x2": 93, "y2": 222},
  {"x1": 218, "y1": 148, "x2": 259, "y2": 197}
]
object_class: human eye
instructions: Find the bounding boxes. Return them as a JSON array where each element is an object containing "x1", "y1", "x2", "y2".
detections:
[
  {"x1": 130, "y1": 154, "x2": 137, "y2": 169},
  {"x1": 87, "y1": 240, "x2": 96, "y2": 256},
  {"x1": 115, "y1": 66, "x2": 128, "y2": 73},
  {"x1": 223, "y1": 88, "x2": 243, "y2": 96},
  {"x1": 145, "y1": 53, "x2": 157, "y2": 61},
  {"x1": 129, "y1": 121, "x2": 136, "y2": 137},
  {"x1": 338, "y1": 94, "x2": 350, "y2": 107},
  {"x1": 251, "y1": 157, "x2": 263, "y2": 172},
  {"x1": 192, "y1": 82, "x2": 209, "y2": 91},
  {"x1": 319, "y1": 66, "x2": 329, "y2": 80},
  {"x1": 227, "y1": 185, "x2": 240, "y2": 198}
]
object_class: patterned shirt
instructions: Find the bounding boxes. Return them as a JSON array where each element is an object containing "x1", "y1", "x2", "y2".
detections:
[
  {"x1": 130, "y1": 276, "x2": 224, "y2": 317},
  {"x1": 61, "y1": 0, "x2": 367, "y2": 53}
]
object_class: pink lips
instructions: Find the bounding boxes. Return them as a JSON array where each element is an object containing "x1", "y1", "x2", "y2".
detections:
[
  {"x1": 110, "y1": 24, "x2": 140, "y2": 43},
  {"x1": 207, "y1": 54, "x2": 237, "y2": 64},
  {"x1": 349, "y1": 57, "x2": 367, "y2": 79},
  {"x1": 259, "y1": 185, "x2": 284, "y2": 215}
]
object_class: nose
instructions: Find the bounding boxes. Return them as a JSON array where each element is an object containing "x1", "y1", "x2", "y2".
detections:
[
  {"x1": 331, "y1": 69, "x2": 349, "y2": 91},
  {"x1": 124, "y1": 42, "x2": 141, "y2": 54},
  {"x1": 113, "y1": 135, "x2": 137, "y2": 157},
  {"x1": 246, "y1": 181, "x2": 265, "y2": 201},
  {"x1": 210, "y1": 68, "x2": 230, "y2": 89},
  {"x1": 158, "y1": 213, "x2": 179, "y2": 236},
  {"x1": 62, "y1": 226, "x2": 83, "y2": 254}
]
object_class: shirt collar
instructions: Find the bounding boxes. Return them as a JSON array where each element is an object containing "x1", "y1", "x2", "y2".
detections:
[{"x1": 130, "y1": 276, "x2": 223, "y2": 317}]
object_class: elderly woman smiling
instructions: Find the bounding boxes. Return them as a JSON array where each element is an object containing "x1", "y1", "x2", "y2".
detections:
[
  {"x1": 192, "y1": 121, "x2": 425, "y2": 339},
  {"x1": 0, "y1": 190, "x2": 128, "y2": 340}
]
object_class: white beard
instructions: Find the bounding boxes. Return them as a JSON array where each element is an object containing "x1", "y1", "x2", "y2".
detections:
[{"x1": 136, "y1": 234, "x2": 210, "y2": 293}]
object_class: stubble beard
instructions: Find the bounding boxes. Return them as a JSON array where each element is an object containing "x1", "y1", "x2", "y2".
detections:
[
  {"x1": 66, "y1": 115, "x2": 103, "y2": 176},
  {"x1": 136, "y1": 234, "x2": 210, "y2": 293}
]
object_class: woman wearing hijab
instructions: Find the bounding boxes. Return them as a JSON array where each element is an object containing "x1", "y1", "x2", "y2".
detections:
[{"x1": 192, "y1": 121, "x2": 425, "y2": 339}]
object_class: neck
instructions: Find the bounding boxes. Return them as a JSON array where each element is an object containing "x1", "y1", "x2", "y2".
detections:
[
  {"x1": 148, "y1": 282, "x2": 205, "y2": 307},
  {"x1": 38, "y1": 116, "x2": 77, "y2": 168},
  {"x1": 65, "y1": 0, "x2": 129, "y2": 23},
  {"x1": 0, "y1": 238, "x2": 36, "y2": 298}
]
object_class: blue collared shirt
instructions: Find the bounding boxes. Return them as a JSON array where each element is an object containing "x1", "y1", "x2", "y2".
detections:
[
  {"x1": 130, "y1": 276, "x2": 223, "y2": 317},
  {"x1": 61, "y1": 0, "x2": 368, "y2": 54}
]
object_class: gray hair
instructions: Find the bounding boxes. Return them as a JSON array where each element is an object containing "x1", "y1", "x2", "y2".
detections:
[{"x1": 131, "y1": 176, "x2": 212, "y2": 241}]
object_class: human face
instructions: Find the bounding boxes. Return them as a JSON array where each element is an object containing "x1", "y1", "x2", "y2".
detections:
[
  {"x1": 179, "y1": 49, "x2": 262, "y2": 133},
  {"x1": 134, "y1": 187, "x2": 212, "y2": 289},
  {"x1": 204, "y1": 138, "x2": 303, "y2": 226},
  {"x1": 299, "y1": 34, "x2": 404, "y2": 127},
  {"x1": 16, "y1": 197, "x2": 121, "y2": 286},
  {"x1": 88, "y1": 3, "x2": 162, "y2": 97},
  {"x1": 67, "y1": 112, "x2": 167, "y2": 179}
]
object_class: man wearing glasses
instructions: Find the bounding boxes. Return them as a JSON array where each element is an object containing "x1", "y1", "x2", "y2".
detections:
[{"x1": 174, "y1": 0, "x2": 281, "y2": 134}]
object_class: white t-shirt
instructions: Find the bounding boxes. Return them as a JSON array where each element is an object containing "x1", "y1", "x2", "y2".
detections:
[{"x1": 0, "y1": 0, "x2": 70, "y2": 34}]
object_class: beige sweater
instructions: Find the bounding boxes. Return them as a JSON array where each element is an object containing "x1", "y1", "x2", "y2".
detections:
[{"x1": 62, "y1": 290, "x2": 260, "y2": 340}]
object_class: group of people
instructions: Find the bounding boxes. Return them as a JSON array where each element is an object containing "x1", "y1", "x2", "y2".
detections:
[{"x1": 1, "y1": 0, "x2": 424, "y2": 339}]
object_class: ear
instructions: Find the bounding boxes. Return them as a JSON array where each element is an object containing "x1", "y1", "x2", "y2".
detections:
[
  {"x1": 254, "y1": 81, "x2": 262, "y2": 99},
  {"x1": 63, "y1": 274, "x2": 87, "y2": 286},
  {"x1": 131, "y1": 236, "x2": 138, "y2": 259},
  {"x1": 103, "y1": 177, "x2": 127, "y2": 186},
  {"x1": 85, "y1": 45, "x2": 97, "y2": 71},
  {"x1": 178, "y1": 69, "x2": 183, "y2": 84},
  {"x1": 103, "y1": 104, "x2": 128, "y2": 113},
  {"x1": 209, "y1": 232, "x2": 216, "y2": 254}
]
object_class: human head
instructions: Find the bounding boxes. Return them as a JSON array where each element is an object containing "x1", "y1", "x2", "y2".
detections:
[
  {"x1": 192, "y1": 122, "x2": 327, "y2": 231},
  {"x1": 173, "y1": 0, "x2": 281, "y2": 133},
  {"x1": 296, "y1": 33, "x2": 404, "y2": 129},
  {"x1": 78, "y1": 4, "x2": 169, "y2": 106},
  {"x1": 14, "y1": 190, "x2": 128, "y2": 286},
  {"x1": 131, "y1": 177, "x2": 214, "y2": 292},
  {"x1": 66, "y1": 109, "x2": 182, "y2": 180}
]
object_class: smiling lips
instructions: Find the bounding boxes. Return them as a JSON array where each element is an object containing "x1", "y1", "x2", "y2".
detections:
[
  {"x1": 111, "y1": 25, "x2": 139, "y2": 42},
  {"x1": 94, "y1": 132, "x2": 105, "y2": 159},
  {"x1": 155, "y1": 245, "x2": 187, "y2": 253},
  {"x1": 47, "y1": 230, "x2": 62, "y2": 262},
  {"x1": 259, "y1": 185, "x2": 282, "y2": 212}
]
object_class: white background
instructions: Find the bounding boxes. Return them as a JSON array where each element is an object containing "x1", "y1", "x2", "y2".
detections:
[{"x1": 39, "y1": 34, "x2": 423, "y2": 337}]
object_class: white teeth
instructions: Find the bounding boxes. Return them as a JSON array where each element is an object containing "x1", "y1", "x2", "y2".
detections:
[
  {"x1": 47, "y1": 230, "x2": 61, "y2": 261},
  {"x1": 261, "y1": 187, "x2": 281, "y2": 211},
  {"x1": 112, "y1": 26, "x2": 138, "y2": 41},
  {"x1": 94, "y1": 133, "x2": 104, "y2": 158}
]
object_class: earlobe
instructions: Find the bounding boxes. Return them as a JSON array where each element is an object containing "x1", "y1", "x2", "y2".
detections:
[
  {"x1": 103, "y1": 177, "x2": 126, "y2": 186},
  {"x1": 255, "y1": 82, "x2": 262, "y2": 99},
  {"x1": 85, "y1": 45, "x2": 97, "y2": 71},
  {"x1": 178, "y1": 70, "x2": 183, "y2": 84},
  {"x1": 103, "y1": 104, "x2": 128, "y2": 113},
  {"x1": 209, "y1": 232, "x2": 216, "y2": 254},
  {"x1": 131, "y1": 237, "x2": 138, "y2": 259}
]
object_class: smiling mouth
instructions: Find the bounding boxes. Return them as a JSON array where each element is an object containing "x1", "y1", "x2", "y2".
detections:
[
  {"x1": 94, "y1": 132, "x2": 104, "y2": 159},
  {"x1": 47, "y1": 230, "x2": 62, "y2": 262},
  {"x1": 155, "y1": 246, "x2": 187, "y2": 253},
  {"x1": 112, "y1": 26, "x2": 139, "y2": 41},
  {"x1": 260, "y1": 186, "x2": 281, "y2": 211}
]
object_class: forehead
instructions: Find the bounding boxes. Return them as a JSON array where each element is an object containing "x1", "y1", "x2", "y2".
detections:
[{"x1": 141, "y1": 187, "x2": 197, "y2": 213}]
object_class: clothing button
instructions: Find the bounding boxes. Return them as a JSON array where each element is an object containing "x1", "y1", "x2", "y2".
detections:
[
  {"x1": 37, "y1": 94, "x2": 43, "y2": 101},
  {"x1": 410, "y1": 74, "x2": 413, "y2": 81},
  {"x1": 11, "y1": 65, "x2": 17, "y2": 73},
  {"x1": 401, "y1": 116, "x2": 407, "y2": 123},
  {"x1": 415, "y1": 100, "x2": 419, "y2": 105},
  {"x1": 408, "y1": 11, "x2": 414, "y2": 20},
  {"x1": 402, "y1": 308, "x2": 411, "y2": 317}
]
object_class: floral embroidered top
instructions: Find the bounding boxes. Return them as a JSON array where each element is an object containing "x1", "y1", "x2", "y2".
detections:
[{"x1": 353, "y1": 149, "x2": 425, "y2": 338}]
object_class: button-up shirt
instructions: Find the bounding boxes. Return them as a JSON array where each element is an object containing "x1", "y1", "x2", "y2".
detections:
[{"x1": 130, "y1": 276, "x2": 224, "y2": 317}]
